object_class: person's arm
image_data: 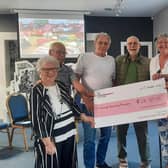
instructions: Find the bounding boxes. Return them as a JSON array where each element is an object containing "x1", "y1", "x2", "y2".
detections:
[
  {"x1": 68, "y1": 64, "x2": 93, "y2": 97},
  {"x1": 159, "y1": 74, "x2": 168, "y2": 80},
  {"x1": 30, "y1": 86, "x2": 45, "y2": 138},
  {"x1": 74, "y1": 74, "x2": 94, "y2": 112},
  {"x1": 73, "y1": 54, "x2": 94, "y2": 112},
  {"x1": 159, "y1": 74, "x2": 168, "y2": 89},
  {"x1": 70, "y1": 93, "x2": 94, "y2": 127},
  {"x1": 30, "y1": 86, "x2": 56, "y2": 155},
  {"x1": 41, "y1": 137, "x2": 56, "y2": 155},
  {"x1": 151, "y1": 72, "x2": 168, "y2": 80},
  {"x1": 72, "y1": 79, "x2": 94, "y2": 97},
  {"x1": 81, "y1": 93, "x2": 94, "y2": 113},
  {"x1": 80, "y1": 113, "x2": 94, "y2": 128},
  {"x1": 149, "y1": 56, "x2": 162, "y2": 80}
]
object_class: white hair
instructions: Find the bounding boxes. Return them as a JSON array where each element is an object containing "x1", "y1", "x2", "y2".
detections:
[
  {"x1": 36, "y1": 56, "x2": 60, "y2": 72},
  {"x1": 94, "y1": 32, "x2": 111, "y2": 44},
  {"x1": 156, "y1": 33, "x2": 168, "y2": 42}
]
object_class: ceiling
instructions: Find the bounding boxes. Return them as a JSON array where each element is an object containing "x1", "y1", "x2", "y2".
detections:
[{"x1": 0, "y1": 0, "x2": 168, "y2": 17}]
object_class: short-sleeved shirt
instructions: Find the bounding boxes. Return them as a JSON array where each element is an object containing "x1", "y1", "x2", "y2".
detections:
[
  {"x1": 57, "y1": 64, "x2": 77, "y2": 92},
  {"x1": 75, "y1": 52, "x2": 116, "y2": 91}
]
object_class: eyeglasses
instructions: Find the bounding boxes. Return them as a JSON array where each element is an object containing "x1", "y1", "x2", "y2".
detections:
[
  {"x1": 157, "y1": 41, "x2": 168, "y2": 45},
  {"x1": 51, "y1": 49, "x2": 66, "y2": 55},
  {"x1": 97, "y1": 41, "x2": 109, "y2": 46},
  {"x1": 127, "y1": 42, "x2": 139, "y2": 46},
  {"x1": 41, "y1": 67, "x2": 59, "y2": 73}
]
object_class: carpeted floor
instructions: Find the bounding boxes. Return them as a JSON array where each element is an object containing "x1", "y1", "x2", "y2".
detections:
[{"x1": 0, "y1": 121, "x2": 161, "y2": 168}]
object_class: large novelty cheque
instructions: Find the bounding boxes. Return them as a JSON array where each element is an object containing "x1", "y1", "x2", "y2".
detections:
[{"x1": 94, "y1": 78, "x2": 168, "y2": 128}]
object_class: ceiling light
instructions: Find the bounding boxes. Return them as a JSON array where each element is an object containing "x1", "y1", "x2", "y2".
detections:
[
  {"x1": 104, "y1": 8, "x2": 112, "y2": 11},
  {"x1": 113, "y1": 0, "x2": 124, "y2": 16}
]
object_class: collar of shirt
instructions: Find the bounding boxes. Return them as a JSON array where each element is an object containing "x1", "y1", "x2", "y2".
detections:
[{"x1": 124, "y1": 53, "x2": 142, "y2": 64}]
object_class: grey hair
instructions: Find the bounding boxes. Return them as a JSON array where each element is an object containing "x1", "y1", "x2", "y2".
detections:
[
  {"x1": 156, "y1": 33, "x2": 168, "y2": 42},
  {"x1": 36, "y1": 56, "x2": 60, "y2": 72},
  {"x1": 49, "y1": 41, "x2": 65, "y2": 50},
  {"x1": 94, "y1": 32, "x2": 111, "y2": 44},
  {"x1": 126, "y1": 36, "x2": 140, "y2": 43}
]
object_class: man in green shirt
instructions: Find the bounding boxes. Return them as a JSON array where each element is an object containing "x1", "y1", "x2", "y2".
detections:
[{"x1": 116, "y1": 36, "x2": 151, "y2": 168}]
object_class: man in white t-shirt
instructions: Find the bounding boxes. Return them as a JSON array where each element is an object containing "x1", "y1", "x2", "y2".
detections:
[{"x1": 75, "y1": 32, "x2": 115, "y2": 168}]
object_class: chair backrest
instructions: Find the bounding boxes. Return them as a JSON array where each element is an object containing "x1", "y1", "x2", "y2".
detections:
[{"x1": 6, "y1": 94, "x2": 29, "y2": 123}]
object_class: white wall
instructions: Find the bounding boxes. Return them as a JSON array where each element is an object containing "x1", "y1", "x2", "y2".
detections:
[
  {"x1": 0, "y1": 32, "x2": 17, "y2": 87},
  {"x1": 153, "y1": 7, "x2": 168, "y2": 38},
  {"x1": 0, "y1": 32, "x2": 17, "y2": 121},
  {"x1": 0, "y1": 15, "x2": 17, "y2": 121}
]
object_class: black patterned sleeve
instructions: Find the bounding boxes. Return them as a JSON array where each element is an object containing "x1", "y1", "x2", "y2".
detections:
[{"x1": 30, "y1": 86, "x2": 50, "y2": 139}]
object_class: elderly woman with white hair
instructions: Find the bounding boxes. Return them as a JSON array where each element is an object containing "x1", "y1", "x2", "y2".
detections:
[{"x1": 30, "y1": 56, "x2": 93, "y2": 168}]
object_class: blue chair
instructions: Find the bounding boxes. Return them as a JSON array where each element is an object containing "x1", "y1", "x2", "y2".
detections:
[
  {"x1": 6, "y1": 93, "x2": 31, "y2": 151},
  {"x1": 0, "y1": 120, "x2": 11, "y2": 147}
]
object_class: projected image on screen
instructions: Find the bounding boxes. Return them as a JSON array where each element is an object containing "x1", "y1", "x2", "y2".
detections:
[{"x1": 19, "y1": 18, "x2": 84, "y2": 58}]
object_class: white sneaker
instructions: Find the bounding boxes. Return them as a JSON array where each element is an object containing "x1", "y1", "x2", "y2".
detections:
[{"x1": 119, "y1": 158, "x2": 128, "y2": 168}]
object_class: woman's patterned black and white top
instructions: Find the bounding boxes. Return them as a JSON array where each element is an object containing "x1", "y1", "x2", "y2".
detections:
[{"x1": 30, "y1": 81, "x2": 82, "y2": 143}]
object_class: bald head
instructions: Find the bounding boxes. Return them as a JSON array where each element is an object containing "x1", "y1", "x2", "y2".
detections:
[{"x1": 49, "y1": 42, "x2": 66, "y2": 64}]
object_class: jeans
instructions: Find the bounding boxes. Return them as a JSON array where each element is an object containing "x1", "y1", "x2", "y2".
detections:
[
  {"x1": 117, "y1": 121, "x2": 151, "y2": 164},
  {"x1": 82, "y1": 104, "x2": 111, "y2": 168}
]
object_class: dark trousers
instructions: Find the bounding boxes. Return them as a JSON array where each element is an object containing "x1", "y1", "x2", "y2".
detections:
[
  {"x1": 34, "y1": 135, "x2": 77, "y2": 168},
  {"x1": 56, "y1": 135, "x2": 77, "y2": 168},
  {"x1": 117, "y1": 121, "x2": 151, "y2": 163}
]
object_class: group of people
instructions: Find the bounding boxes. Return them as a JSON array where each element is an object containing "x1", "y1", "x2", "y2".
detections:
[{"x1": 29, "y1": 32, "x2": 168, "y2": 168}]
